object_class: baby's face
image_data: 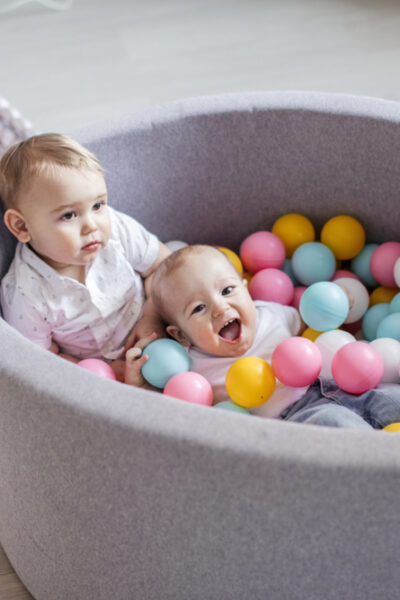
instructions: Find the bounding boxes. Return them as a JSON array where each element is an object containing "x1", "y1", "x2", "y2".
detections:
[
  {"x1": 14, "y1": 167, "x2": 111, "y2": 273},
  {"x1": 166, "y1": 250, "x2": 257, "y2": 357}
]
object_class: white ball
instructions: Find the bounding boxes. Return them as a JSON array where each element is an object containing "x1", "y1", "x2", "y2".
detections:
[
  {"x1": 314, "y1": 329, "x2": 356, "y2": 378},
  {"x1": 394, "y1": 257, "x2": 400, "y2": 288},
  {"x1": 370, "y1": 338, "x2": 400, "y2": 383},
  {"x1": 165, "y1": 240, "x2": 188, "y2": 252},
  {"x1": 334, "y1": 277, "x2": 370, "y2": 323}
]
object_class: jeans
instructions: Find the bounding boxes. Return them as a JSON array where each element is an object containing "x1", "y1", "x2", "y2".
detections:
[{"x1": 280, "y1": 377, "x2": 400, "y2": 430}]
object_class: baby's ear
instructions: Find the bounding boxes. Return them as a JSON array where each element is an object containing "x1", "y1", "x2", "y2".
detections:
[
  {"x1": 3, "y1": 209, "x2": 31, "y2": 243},
  {"x1": 166, "y1": 324, "x2": 191, "y2": 347}
]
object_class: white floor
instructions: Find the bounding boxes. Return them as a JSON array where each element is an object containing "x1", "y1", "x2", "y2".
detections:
[{"x1": 1, "y1": 0, "x2": 400, "y2": 133}]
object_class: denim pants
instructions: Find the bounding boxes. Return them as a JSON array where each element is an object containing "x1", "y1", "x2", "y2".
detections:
[{"x1": 280, "y1": 377, "x2": 400, "y2": 430}]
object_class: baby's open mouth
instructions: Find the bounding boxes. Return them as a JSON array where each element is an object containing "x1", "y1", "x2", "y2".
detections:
[{"x1": 219, "y1": 318, "x2": 241, "y2": 342}]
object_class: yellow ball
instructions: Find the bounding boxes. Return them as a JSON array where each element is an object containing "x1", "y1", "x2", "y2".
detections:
[
  {"x1": 225, "y1": 356, "x2": 276, "y2": 408},
  {"x1": 320, "y1": 215, "x2": 365, "y2": 260},
  {"x1": 370, "y1": 286, "x2": 399, "y2": 306},
  {"x1": 218, "y1": 247, "x2": 243, "y2": 275},
  {"x1": 383, "y1": 423, "x2": 400, "y2": 432},
  {"x1": 302, "y1": 327, "x2": 323, "y2": 342},
  {"x1": 272, "y1": 213, "x2": 315, "y2": 258}
]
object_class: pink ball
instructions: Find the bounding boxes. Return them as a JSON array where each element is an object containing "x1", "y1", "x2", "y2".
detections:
[
  {"x1": 271, "y1": 337, "x2": 322, "y2": 387},
  {"x1": 291, "y1": 286, "x2": 307, "y2": 310},
  {"x1": 370, "y1": 242, "x2": 400, "y2": 288},
  {"x1": 249, "y1": 268, "x2": 294, "y2": 305},
  {"x1": 78, "y1": 358, "x2": 117, "y2": 380},
  {"x1": 240, "y1": 231, "x2": 286, "y2": 274},
  {"x1": 331, "y1": 269, "x2": 360, "y2": 281},
  {"x1": 331, "y1": 341, "x2": 384, "y2": 394},
  {"x1": 163, "y1": 371, "x2": 213, "y2": 406}
]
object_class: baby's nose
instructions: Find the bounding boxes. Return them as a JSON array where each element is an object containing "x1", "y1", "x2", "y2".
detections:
[
  {"x1": 212, "y1": 299, "x2": 228, "y2": 317},
  {"x1": 82, "y1": 214, "x2": 97, "y2": 232}
]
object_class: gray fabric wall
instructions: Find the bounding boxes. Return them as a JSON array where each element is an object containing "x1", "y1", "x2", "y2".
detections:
[{"x1": 1, "y1": 92, "x2": 400, "y2": 600}]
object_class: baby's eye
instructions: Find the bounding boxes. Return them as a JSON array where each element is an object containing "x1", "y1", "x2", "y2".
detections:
[
  {"x1": 93, "y1": 201, "x2": 104, "y2": 211},
  {"x1": 61, "y1": 211, "x2": 76, "y2": 221},
  {"x1": 222, "y1": 286, "x2": 234, "y2": 296},
  {"x1": 191, "y1": 304, "x2": 205, "y2": 315}
]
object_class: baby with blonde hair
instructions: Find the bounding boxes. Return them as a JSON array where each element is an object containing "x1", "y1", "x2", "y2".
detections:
[{"x1": 0, "y1": 133, "x2": 170, "y2": 377}]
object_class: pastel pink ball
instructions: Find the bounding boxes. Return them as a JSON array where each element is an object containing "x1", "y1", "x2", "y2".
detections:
[
  {"x1": 249, "y1": 268, "x2": 294, "y2": 305},
  {"x1": 291, "y1": 286, "x2": 307, "y2": 310},
  {"x1": 271, "y1": 337, "x2": 322, "y2": 387},
  {"x1": 78, "y1": 358, "x2": 117, "y2": 380},
  {"x1": 331, "y1": 341, "x2": 384, "y2": 394},
  {"x1": 240, "y1": 231, "x2": 286, "y2": 274},
  {"x1": 163, "y1": 371, "x2": 213, "y2": 406},
  {"x1": 331, "y1": 269, "x2": 360, "y2": 281},
  {"x1": 370, "y1": 242, "x2": 400, "y2": 288}
]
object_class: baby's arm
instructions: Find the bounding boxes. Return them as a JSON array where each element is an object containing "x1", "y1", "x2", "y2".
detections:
[
  {"x1": 124, "y1": 332, "x2": 160, "y2": 389},
  {"x1": 125, "y1": 242, "x2": 171, "y2": 349}
]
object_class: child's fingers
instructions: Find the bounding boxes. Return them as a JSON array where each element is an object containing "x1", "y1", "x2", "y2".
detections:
[{"x1": 134, "y1": 331, "x2": 158, "y2": 352}]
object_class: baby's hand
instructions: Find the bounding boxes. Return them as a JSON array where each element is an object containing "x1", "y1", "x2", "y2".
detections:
[
  {"x1": 124, "y1": 315, "x2": 166, "y2": 351},
  {"x1": 124, "y1": 332, "x2": 158, "y2": 387}
]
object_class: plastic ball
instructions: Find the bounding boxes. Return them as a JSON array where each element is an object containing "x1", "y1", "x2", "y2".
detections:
[
  {"x1": 331, "y1": 269, "x2": 360, "y2": 282},
  {"x1": 331, "y1": 341, "x2": 384, "y2": 394},
  {"x1": 390, "y1": 293, "x2": 400, "y2": 314},
  {"x1": 77, "y1": 358, "x2": 117, "y2": 380},
  {"x1": 249, "y1": 268, "x2": 294, "y2": 305},
  {"x1": 320, "y1": 215, "x2": 365, "y2": 260},
  {"x1": 225, "y1": 356, "x2": 276, "y2": 408},
  {"x1": 370, "y1": 242, "x2": 400, "y2": 288},
  {"x1": 362, "y1": 303, "x2": 391, "y2": 341},
  {"x1": 370, "y1": 338, "x2": 400, "y2": 383},
  {"x1": 291, "y1": 286, "x2": 307, "y2": 310},
  {"x1": 214, "y1": 400, "x2": 250, "y2": 414},
  {"x1": 302, "y1": 327, "x2": 322, "y2": 342},
  {"x1": 369, "y1": 286, "x2": 399, "y2": 306},
  {"x1": 141, "y1": 339, "x2": 191, "y2": 388},
  {"x1": 281, "y1": 259, "x2": 300, "y2": 285},
  {"x1": 163, "y1": 371, "x2": 213, "y2": 406},
  {"x1": 218, "y1": 247, "x2": 243, "y2": 275},
  {"x1": 350, "y1": 243, "x2": 379, "y2": 288},
  {"x1": 383, "y1": 423, "x2": 400, "y2": 432},
  {"x1": 299, "y1": 281, "x2": 349, "y2": 331},
  {"x1": 314, "y1": 329, "x2": 356, "y2": 379},
  {"x1": 240, "y1": 231, "x2": 286, "y2": 274},
  {"x1": 271, "y1": 213, "x2": 315, "y2": 258},
  {"x1": 165, "y1": 240, "x2": 188, "y2": 252},
  {"x1": 333, "y1": 277, "x2": 370, "y2": 323},
  {"x1": 376, "y1": 312, "x2": 400, "y2": 341},
  {"x1": 271, "y1": 337, "x2": 322, "y2": 387},
  {"x1": 291, "y1": 242, "x2": 336, "y2": 285},
  {"x1": 394, "y1": 257, "x2": 400, "y2": 288}
]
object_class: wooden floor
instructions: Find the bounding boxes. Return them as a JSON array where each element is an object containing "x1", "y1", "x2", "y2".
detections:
[
  {"x1": 0, "y1": 544, "x2": 33, "y2": 600},
  {"x1": 2, "y1": 0, "x2": 400, "y2": 598}
]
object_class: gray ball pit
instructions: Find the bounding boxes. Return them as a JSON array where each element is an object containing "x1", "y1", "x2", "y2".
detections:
[{"x1": 1, "y1": 91, "x2": 400, "y2": 600}]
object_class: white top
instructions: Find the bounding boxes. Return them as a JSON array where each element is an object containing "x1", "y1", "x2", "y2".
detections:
[
  {"x1": 0, "y1": 207, "x2": 159, "y2": 360},
  {"x1": 188, "y1": 301, "x2": 308, "y2": 418}
]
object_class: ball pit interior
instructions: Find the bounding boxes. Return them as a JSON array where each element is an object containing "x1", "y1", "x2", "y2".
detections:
[{"x1": 1, "y1": 91, "x2": 400, "y2": 600}]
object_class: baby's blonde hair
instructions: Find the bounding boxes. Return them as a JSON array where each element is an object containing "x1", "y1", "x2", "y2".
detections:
[
  {"x1": 151, "y1": 244, "x2": 241, "y2": 325},
  {"x1": 0, "y1": 133, "x2": 103, "y2": 209}
]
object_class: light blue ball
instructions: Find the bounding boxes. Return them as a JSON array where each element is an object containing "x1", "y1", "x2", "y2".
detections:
[
  {"x1": 141, "y1": 338, "x2": 191, "y2": 388},
  {"x1": 350, "y1": 243, "x2": 379, "y2": 287},
  {"x1": 291, "y1": 242, "x2": 336, "y2": 285},
  {"x1": 376, "y1": 312, "x2": 400, "y2": 341},
  {"x1": 362, "y1": 303, "x2": 390, "y2": 341},
  {"x1": 215, "y1": 401, "x2": 250, "y2": 414},
  {"x1": 299, "y1": 281, "x2": 349, "y2": 331},
  {"x1": 281, "y1": 259, "x2": 299, "y2": 286},
  {"x1": 390, "y1": 293, "x2": 400, "y2": 314}
]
